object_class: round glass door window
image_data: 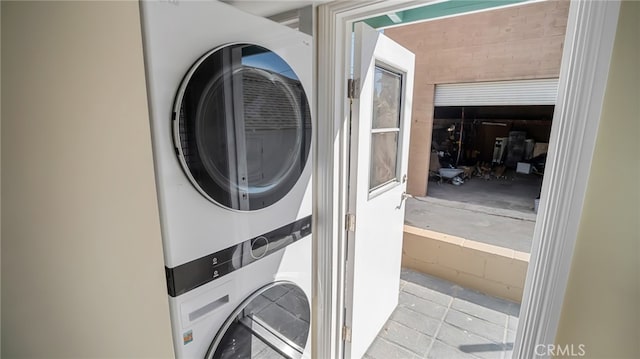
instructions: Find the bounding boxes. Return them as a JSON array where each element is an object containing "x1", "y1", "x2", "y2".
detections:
[
  {"x1": 174, "y1": 44, "x2": 312, "y2": 211},
  {"x1": 206, "y1": 282, "x2": 310, "y2": 359}
]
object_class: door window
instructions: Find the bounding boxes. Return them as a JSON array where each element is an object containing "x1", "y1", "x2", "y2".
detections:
[
  {"x1": 175, "y1": 44, "x2": 312, "y2": 210},
  {"x1": 369, "y1": 65, "x2": 403, "y2": 193}
]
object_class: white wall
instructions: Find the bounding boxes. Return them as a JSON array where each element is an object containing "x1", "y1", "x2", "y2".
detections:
[
  {"x1": 1, "y1": 2, "x2": 174, "y2": 357},
  {"x1": 555, "y1": 2, "x2": 640, "y2": 357}
]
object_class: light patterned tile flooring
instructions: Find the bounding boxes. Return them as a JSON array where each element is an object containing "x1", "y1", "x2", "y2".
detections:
[{"x1": 364, "y1": 269, "x2": 520, "y2": 359}]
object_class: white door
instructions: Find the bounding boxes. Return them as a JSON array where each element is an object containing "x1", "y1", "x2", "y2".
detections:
[{"x1": 344, "y1": 23, "x2": 415, "y2": 359}]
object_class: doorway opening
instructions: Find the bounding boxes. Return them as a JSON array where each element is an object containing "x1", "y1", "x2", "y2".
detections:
[
  {"x1": 316, "y1": 0, "x2": 619, "y2": 357},
  {"x1": 353, "y1": 1, "x2": 568, "y2": 358}
]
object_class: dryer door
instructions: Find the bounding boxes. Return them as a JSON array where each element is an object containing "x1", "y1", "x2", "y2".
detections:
[
  {"x1": 174, "y1": 44, "x2": 312, "y2": 211},
  {"x1": 206, "y1": 282, "x2": 310, "y2": 359}
]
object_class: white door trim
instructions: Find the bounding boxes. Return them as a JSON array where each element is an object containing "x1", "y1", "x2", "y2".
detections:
[
  {"x1": 315, "y1": 2, "x2": 429, "y2": 358},
  {"x1": 514, "y1": 1, "x2": 620, "y2": 356},
  {"x1": 314, "y1": 0, "x2": 620, "y2": 358}
]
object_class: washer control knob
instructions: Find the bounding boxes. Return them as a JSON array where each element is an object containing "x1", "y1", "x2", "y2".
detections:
[{"x1": 250, "y1": 236, "x2": 269, "y2": 259}]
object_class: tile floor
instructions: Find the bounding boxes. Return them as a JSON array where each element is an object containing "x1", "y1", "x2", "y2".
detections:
[{"x1": 364, "y1": 269, "x2": 520, "y2": 359}]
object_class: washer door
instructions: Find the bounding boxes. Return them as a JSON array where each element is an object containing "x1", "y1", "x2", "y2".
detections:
[
  {"x1": 206, "y1": 282, "x2": 310, "y2": 359},
  {"x1": 174, "y1": 43, "x2": 312, "y2": 211}
]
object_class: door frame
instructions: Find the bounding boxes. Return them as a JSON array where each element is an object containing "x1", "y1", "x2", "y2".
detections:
[
  {"x1": 314, "y1": 0, "x2": 621, "y2": 358},
  {"x1": 343, "y1": 22, "x2": 416, "y2": 359}
]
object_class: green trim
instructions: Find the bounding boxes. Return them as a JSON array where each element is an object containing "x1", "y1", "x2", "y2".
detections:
[{"x1": 362, "y1": 0, "x2": 530, "y2": 29}]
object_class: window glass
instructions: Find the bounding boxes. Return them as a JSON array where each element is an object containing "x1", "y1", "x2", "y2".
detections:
[
  {"x1": 370, "y1": 132, "x2": 399, "y2": 189},
  {"x1": 372, "y1": 67, "x2": 402, "y2": 129}
]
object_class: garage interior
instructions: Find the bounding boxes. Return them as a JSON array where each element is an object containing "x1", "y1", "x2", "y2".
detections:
[{"x1": 427, "y1": 104, "x2": 554, "y2": 214}]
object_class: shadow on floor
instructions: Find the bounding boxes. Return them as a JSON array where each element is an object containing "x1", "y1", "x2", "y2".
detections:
[{"x1": 365, "y1": 269, "x2": 520, "y2": 359}]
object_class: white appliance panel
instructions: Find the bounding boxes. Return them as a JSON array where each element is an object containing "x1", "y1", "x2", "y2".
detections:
[{"x1": 140, "y1": 0, "x2": 313, "y2": 268}]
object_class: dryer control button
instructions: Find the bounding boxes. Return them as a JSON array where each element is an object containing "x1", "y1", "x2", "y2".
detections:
[{"x1": 250, "y1": 236, "x2": 269, "y2": 259}]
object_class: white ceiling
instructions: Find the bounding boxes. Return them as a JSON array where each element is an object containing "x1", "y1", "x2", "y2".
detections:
[{"x1": 222, "y1": 0, "x2": 327, "y2": 17}]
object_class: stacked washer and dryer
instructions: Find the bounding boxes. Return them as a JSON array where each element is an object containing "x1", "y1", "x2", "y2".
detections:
[{"x1": 140, "y1": 1, "x2": 313, "y2": 358}]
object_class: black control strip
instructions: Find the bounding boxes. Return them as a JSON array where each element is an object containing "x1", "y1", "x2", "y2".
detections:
[{"x1": 165, "y1": 216, "x2": 312, "y2": 297}]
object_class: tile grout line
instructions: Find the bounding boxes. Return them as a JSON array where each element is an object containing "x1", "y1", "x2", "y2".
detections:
[
  {"x1": 390, "y1": 284, "x2": 444, "y2": 358},
  {"x1": 423, "y1": 293, "x2": 454, "y2": 358},
  {"x1": 501, "y1": 315, "x2": 509, "y2": 359},
  {"x1": 397, "y1": 283, "x2": 446, "y2": 358}
]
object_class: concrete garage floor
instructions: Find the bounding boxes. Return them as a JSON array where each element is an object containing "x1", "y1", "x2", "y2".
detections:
[
  {"x1": 405, "y1": 171, "x2": 542, "y2": 253},
  {"x1": 365, "y1": 269, "x2": 520, "y2": 359},
  {"x1": 404, "y1": 197, "x2": 534, "y2": 253},
  {"x1": 427, "y1": 171, "x2": 543, "y2": 215}
]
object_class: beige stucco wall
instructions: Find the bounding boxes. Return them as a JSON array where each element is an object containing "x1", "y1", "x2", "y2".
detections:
[
  {"x1": 402, "y1": 225, "x2": 529, "y2": 302},
  {"x1": 1, "y1": 2, "x2": 174, "y2": 357},
  {"x1": 554, "y1": 2, "x2": 640, "y2": 358},
  {"x1": 385, "y1": 1, "x2": 570, "y2": 196}
]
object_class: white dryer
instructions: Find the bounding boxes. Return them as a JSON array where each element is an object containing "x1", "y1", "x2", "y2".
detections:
[{"x1": 139, "y1": 1, "x2": 313, "y2": 358}]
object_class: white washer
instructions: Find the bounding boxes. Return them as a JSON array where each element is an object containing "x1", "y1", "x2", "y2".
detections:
[
  {"x1": 167, "y1": 226, "x2": 312, "y2": 359},
  {"x1": 139, "y1": 1, "x2": 313, "y2": 358}
]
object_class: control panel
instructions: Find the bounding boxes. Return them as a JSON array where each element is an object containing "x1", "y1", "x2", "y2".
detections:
[{"x1": 165, "y1": 216, "x2": 312, "y2": 297}]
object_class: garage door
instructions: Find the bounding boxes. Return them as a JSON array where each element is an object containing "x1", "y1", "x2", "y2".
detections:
[{"x1": 434, "y1": 78, "x2": 559, "y2": 106}]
